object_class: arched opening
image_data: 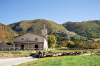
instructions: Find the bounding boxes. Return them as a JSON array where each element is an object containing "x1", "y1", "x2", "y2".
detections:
[
  {"x1": 21, "y1": 44, "x2": 24, "y2": 50},
  {"x1": 35, "y1": 44, "x2": 38, "y2": 48}
]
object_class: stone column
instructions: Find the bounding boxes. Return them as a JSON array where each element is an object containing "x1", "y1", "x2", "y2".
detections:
[
  {"x1": 28, "y1": 43, "x2": 29, "y2": 49},
  {"x1": 2, "y1": 47, "x2": 3, "y2": 51},
  {"x1": 39, "y1": 44, "x2": 40, "y2": 50},
  {"x1": 13, "y1": 44, "x2": 15, "y2": 47},
  {"x1": 13, "y1": 44, "x2": 15, "y2": 51},
  {"x1": 43, "y1": 43, "x2": 44, "y2": 50}
]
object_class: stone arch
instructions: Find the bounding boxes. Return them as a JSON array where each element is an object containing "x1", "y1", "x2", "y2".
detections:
[
  {"x1": 21, "y1": 44, "x2": 24, "y2": 50},
  {"x1": 35, "y1": 44, "x2": 38, "y2": 48}
]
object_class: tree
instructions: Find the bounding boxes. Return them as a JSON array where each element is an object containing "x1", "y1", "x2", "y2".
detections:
[
  {"x1": 75, "y1": 42, "x2": 84, "y2": 48},
  {"x1": 48, "y1": 35, "x2": 57, "y2": 48},
  {"x1": 92, "y1": 43, "x2": 100, "y2": 49},
  {"x1": 52, "y1": 32, "x2": 68, "y2": 45},
  {"x1": 67, "y1": 40, "x2": 75, "y2": 48},
  {"x1": 0, "y1": 29, "x2": 5, "y2": 38},
  {"x1": 62, "y1": 41, "x2": 67, "y2": 47}
]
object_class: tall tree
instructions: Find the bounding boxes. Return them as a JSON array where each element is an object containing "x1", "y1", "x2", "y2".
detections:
[
  {"x1": 48, "y1": 35, "x2": 57, "y2": 48},
  {"x1": 67, "y1": 40, "x2": 75, "y2": 48},
  {"x1": 62, "y1": 41, "x2": 67, "y2": 47}
]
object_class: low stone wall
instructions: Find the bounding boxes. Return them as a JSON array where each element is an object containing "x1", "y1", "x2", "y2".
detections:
[{"x1": 0, "y1": 47, "x2": 44, "y2": 51}]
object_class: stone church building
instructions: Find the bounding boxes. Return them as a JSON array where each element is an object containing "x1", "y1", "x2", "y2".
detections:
[{"x1": 13, "y1": 25, "x2": 48, "y2": 50}]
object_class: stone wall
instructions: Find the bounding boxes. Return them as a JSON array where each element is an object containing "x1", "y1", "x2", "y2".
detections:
[
  {"x1": 0, "y1": 41, "x2": 13, "y2": 51},
  {"x1": 14, "y1": 33, "x2": 44, "y2": 42}
]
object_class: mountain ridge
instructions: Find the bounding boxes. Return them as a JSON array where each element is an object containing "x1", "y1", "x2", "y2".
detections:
[
  {"x1": 8, "y1": 19, "x2": 67, "y2": 35},
  {"x1": 0, "y1": 23, "x2": 18, "y2": 44},
  {"x1": 62, "y1": 20, "x2": 100, "y2": 39}
]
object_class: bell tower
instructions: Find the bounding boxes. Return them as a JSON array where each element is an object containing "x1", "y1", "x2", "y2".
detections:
[{"x1": 41, "y1": 24, "x2": 47, "y2": 39}]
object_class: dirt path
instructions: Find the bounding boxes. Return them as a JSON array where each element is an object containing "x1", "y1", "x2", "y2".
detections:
[
  {"x1": 0, "y1": 57, "x2": 38, "y2": 66},
  {"x1": 80, "y1": 53, "x2": 95, "y2": 56}
]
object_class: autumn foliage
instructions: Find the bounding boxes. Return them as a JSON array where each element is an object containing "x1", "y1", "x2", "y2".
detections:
[
  {"x1": 0, "y1": 23, "x2": 17, "y2": 44},
  {"x1": 62, "y1": 40, "x2": 100, "y2": 49},
  {"x1": 48, "y1": 35, "x2": 57, "y2": 48},
  {"x1": 0, "y1": 29, "x2": 5, "y2": 38}
]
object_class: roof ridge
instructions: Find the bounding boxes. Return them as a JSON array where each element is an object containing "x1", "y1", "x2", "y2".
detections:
[{"x1": 13, "y1": 31, "x2": 47, "y2": 40}]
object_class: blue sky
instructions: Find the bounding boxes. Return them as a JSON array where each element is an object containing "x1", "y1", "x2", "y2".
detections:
[{"x1": 0, "y1": 0, "x2": 100, "y2": 25}]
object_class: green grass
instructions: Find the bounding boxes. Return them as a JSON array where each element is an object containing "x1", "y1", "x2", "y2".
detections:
[
  {"x1": 35, "y1": 55, "x2": 100, "y2": 66},
  {"x1": 37, "y1": 50, "x2": 89, "y2": 53},
  {"x1": 0, "y1": 50, "x2": 32, "y2": 57},
  {"x1": 15, "y1": 56, "x2": 66, "y2": 66},
  {"x1": 95, "y1": 38, "x2": 100, "y2": 41},
  {"x1": 61, "y1": 47, "x2": 68, "y2": 49},
  {"x1": 15, "y1": 55, "x2": 100, "y2": 66}
]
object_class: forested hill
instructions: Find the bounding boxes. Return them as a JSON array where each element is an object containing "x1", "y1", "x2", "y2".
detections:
[
  {"x1": 62, "y1": 20, "x2": 100, "y2": 39},
  {"x1": 0, "y1": 23, "x2": 18, "y2": 44},
  {"x1": 82, "y1": 20, "x2": 100, "y2": 25},
  {"x1": 8, "y1": 19, "x2": 67, "y2": 35}
]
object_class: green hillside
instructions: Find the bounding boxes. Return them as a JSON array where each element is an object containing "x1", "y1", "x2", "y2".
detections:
[
  {"x1": 0, "y1": 23, "x2": 18, "y2": 44},
  {"x1": 62, "y1": 21, "x2": 100, "y2": 39},
  {"x1": 8, "y1": 19, "x2": 67, "y2": 35},
  {"x1": 82, "y1": 20, "x2": 100, "y2": 25}
]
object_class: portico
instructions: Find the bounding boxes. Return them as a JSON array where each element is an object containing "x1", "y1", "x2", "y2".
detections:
[{"x1": 13, "y1": 42, "x2": 44, "y2": 50}]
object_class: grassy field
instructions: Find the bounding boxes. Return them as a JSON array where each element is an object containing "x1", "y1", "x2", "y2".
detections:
[
  {"x1": 15, "y1": 55, "x2": 100, "y2": 66},
  {"x1": 0, "y1": 49, "x2": 100, "y2": 66},
  {"x1": 37, "y1": 55, "x2": 100, "y2": 66},
  {"x1": 95, "y1": 38, "x2": 100, "y2": 41},
  {"x1": 0, "y1": 50, "x2": 32, "y2": 58},
  {"x1": 15, "y1": 56, "x2": 70, "y2": 66}
]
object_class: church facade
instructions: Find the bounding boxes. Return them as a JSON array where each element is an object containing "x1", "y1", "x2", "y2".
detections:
[{"x1": 13, "y1": 25, "x2": 48, "y2": 50}]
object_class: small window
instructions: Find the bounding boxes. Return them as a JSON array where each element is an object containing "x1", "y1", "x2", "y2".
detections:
[
  {"x1": 21, "y1": 37, "x2": 24, "y2": 41},
  {"x1": 35, "y1": 38, "x2": 38, "y2": 41}
]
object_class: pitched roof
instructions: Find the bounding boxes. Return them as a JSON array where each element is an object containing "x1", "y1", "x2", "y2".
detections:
[
  {"x1": 14, "y1": 41, "x2": 44, "y2": 44},
  {"x1": 13, "y1": 31, "x2": 47, "y2": 41}
]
